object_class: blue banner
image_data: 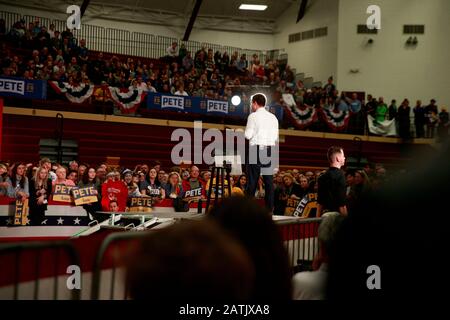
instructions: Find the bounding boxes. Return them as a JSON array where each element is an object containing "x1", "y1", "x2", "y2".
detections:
[
  {"x1": 147, "y1": 92, "x2": 283, "y2": 121},
  {"x1": 0, "y1": 77, "x2": 47, "y2": 99}
]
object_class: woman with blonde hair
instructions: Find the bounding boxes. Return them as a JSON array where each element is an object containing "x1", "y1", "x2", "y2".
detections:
[
  {"x1": 29, "y1": 166, "x2": 52, "y2": 225},
  {"x1": 164, "y1": 172, "x2": 184, "y2": 199}
]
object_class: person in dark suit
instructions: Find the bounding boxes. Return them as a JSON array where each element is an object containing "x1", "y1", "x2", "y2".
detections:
[{"x1": 317, "y1": 146, "x2": 347, "y2": 216}]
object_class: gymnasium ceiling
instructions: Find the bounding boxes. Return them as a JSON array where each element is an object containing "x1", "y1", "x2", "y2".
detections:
[{"x1": 1, "y1": 0, "x2": 305, "y2": 33}]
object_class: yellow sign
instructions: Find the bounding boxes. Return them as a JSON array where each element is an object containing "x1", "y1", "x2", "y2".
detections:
[
  {"x1": 293, "y1": 193, "x2": 318, "y2": 218},
  {"x1": 72, "y1": 186, "x2": 98, "y2": 206},
  {"x1": 128, "y1": 197, "x2": 153, "y2": 213},
  {"x1": 14, "y1": 199, "x2": 29, "y2": 226},
  {"x1": 284, "y1": 198, "x2": 300, "y2": 216},
  {"x1": 53, "y1": 184, "x2": 74, "y2": 203}
]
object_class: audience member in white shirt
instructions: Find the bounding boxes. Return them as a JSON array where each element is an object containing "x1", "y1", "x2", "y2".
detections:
[
  {"x1": 292, "y1": 212, "x2": 343, "y2": 300},
  {"x1": 166, "y1": 42, "x2": 179, "y2": 57},
  {"x1": 174, "y1": 83, "x2": 189, "y2": 96}
]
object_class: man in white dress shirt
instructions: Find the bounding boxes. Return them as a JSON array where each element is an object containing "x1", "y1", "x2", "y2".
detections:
[{"x1": 244, "y1": 94, "x2": 279, "y2": 211}]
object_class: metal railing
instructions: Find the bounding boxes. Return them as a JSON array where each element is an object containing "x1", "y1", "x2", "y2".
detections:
[
  {"x1": 90, "y1": 230, "x2": 151, "y2": 300},
  {"x1": 0, "y1": 10, "x2": 271, "y2": 62},
  {"x1": 88, "y1": 217, "x2": 321, "y2": 300},
  {"x1": 0, "y1": 240, "x2": 81, "y2": 300},
  {"x1": 0, "y1": 217, "x2": 320, "y2": 300},
  {"x1": 277, "y1": 217, "x2": 321, "y2": 273}
]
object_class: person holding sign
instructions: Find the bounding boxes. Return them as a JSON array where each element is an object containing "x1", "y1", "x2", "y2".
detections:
[
  {"x1": 29, "y1": 166, "x2": 52, "y2": 225},
  {"x1": 78, "y1": 167, "x2": 102, "y2": 221},
  {"x1": 244, "y1": 94, "x2": 278, "y2": 211},
  {"x1": 122, "y1": 169, "x2": 142, "y2": 197},
  {"x1": 101, "y1": 171, "x2": 127, "y2": 212},
  {"x1": 279, "y1": 173, "x2": 303, "y2": 215},
  {"x1": 181, "y1": 165, "x2": 206, "y2": 198},
  {"x1": 146, "y1": 168, "x2": 165, "y2": 202},
  {"x1": 164, "y1": 172, "x2": 184, "y2": 199},
  {"x1": 7, "y1": 163, "x2": 29, "y2": 201},
  {"x1": 0, "y1": 163, "x2": 12, "y2": 196},
  {"x1": 52, "y1": 166, "x2": 75, "y2": 190}
]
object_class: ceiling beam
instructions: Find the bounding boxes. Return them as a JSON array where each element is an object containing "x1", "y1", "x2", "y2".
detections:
[
  {"x1": 296, "y1": 0, "x2": 308, "y2": 23},
  {"x1": 80, "y1": 0, "x2": 91, "y2": 18},
  {"x1": 183, "y1": 0, "x2": 203, "y2": 41}
]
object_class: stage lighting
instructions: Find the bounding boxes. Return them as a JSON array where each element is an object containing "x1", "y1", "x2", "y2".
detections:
[{"x1": 231, "y1": 95, "x2": 241, "y2": 106}]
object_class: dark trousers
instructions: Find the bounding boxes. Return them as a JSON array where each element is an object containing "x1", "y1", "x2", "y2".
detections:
[
  {"x1": 245, "y1": 145, "x2": 274, "y2": 211},
  {"x1": 415, "y1": 123, "x2": 425, "y2": 138}
]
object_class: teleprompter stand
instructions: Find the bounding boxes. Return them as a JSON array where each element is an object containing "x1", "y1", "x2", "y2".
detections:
[{"x1": 205, "y1": 159, "x2": 232, "y2": 213}]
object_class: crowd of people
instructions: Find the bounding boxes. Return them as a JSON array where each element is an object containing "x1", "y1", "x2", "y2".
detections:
[
  {"x1": 1, "y1": 18, "x2": 448, "y2": 139},
  {"x1": 124, "y1": 142, "x2": 449, "y2": 301},
  {"x1": 0, "y1": 154, "x2": 391, "y2": 225}
]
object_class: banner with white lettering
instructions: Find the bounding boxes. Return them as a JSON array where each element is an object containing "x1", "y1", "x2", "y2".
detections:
[
  {"x1": 293, "y1": 193, "x2": 318, "y2": 218},
  {"x1": 147, "y1": 92, "x2": 284, "y2": 120},
  {"x1": 161, "y1": 95, "x2": 185, "y2": 110},
  {"x1": 183, "y1": 187, "x2": 203, "y2": 202},
  {"x1": 207, "y1": 100, "x2": 229, "y2": 114},
  {"x1": 0, "y1": 77, "x2": 47, "y2": 99}
]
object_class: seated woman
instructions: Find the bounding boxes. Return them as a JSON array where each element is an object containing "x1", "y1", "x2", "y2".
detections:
[
  {"x1": 0, "y1": 163, "x2": 12, "y2": 197},
  {"x1": 29, "y1": 166, "x2": 52, "y2": 225},
  {"x1": 7, "y1": 162, "x2": 29, "y2": 201},
  {"x1": 78, "y1": 167, "x2": 102, "y2": 221}
]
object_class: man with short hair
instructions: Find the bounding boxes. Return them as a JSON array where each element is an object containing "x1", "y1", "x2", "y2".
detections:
[
  {"x1": 317, "y1": 146, "x2": 347, "y2": 216},
  {"x1": 182, "y1": 165, "x2": 206, "y2": 198},
  {"x1": 292, "y1": 212, "x2": 343, "y2": 300},
  {"x1": 245, "y1": 94, "x2": 279, "y2": 211},
  {"x1": 96, "y1": 166, "x2": 107, "y2": 183},
  {"x1": 158, "y1": 170, "x2": 167, "y2": 188},
  {"x1": 69, "y1": 160, "x2": 78, "y2": 172}
]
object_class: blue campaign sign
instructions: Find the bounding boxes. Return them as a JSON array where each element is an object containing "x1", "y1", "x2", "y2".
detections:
[
  {"x1": 0, "y1": 77, "x2": 47, "y2": 99},
  {"x1": 147, "y1": 92, "x2": 283, "y2": 121}
]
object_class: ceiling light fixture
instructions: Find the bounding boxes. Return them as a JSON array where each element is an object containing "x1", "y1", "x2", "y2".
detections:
[{"x1": 239, "y1": 4, "x2": 268, "y2": 11}]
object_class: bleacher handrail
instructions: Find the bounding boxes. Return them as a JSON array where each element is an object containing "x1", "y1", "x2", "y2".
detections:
[{"x1": 0, "y1": 10, "x2": 273, "y2": 62}]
